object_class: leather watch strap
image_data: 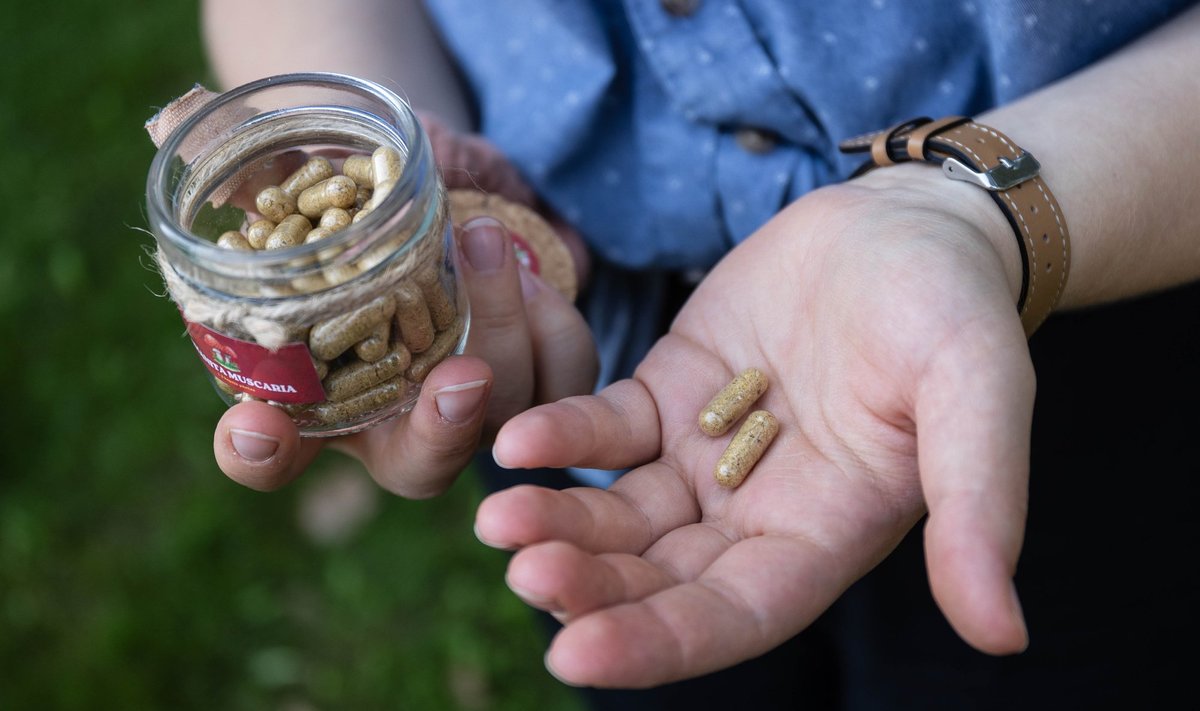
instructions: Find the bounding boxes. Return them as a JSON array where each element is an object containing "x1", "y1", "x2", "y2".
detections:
[{"x1": 840, "y1": 116, "x2": 1071, "y2": 337}]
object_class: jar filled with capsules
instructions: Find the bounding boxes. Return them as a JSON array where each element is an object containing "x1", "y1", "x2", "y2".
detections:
[{"x1": 145, "y1": 72, "x2": 467, "y2": 436}]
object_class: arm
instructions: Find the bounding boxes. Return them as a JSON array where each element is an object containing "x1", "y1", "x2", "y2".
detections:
[
  {"x1": 202, "y1": 0, "x2": 472, "y2": 131},
  {"x1": 477, "y1": 6, "x2": 1200, "y2": 687},
  {"x1": 199, "y1": 0, "x2": 598, "y2": 495}
]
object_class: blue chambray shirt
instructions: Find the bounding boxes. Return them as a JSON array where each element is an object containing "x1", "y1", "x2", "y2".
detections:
[{"x1": 423, "y1": 0, "x2": 1193, "y2": 485}]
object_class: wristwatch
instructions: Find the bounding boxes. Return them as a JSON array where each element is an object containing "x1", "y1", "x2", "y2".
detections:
[{"x1": 839, "y1": 116, "x2": 1071, "y2": 337}]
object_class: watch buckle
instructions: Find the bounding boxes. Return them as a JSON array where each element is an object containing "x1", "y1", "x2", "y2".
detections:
[{"x1": 942, "y1": 151, "x2": 1040, "y2": 191}]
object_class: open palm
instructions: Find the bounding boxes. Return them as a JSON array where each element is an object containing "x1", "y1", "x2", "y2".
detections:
[{"x1": 480, "y1": 177, "x2": 1037, "y2": 687}]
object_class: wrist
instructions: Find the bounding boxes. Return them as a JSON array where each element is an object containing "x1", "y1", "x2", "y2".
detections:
[{"x1": 852, "y1": 163, "x2": 1024, "y2": 308}]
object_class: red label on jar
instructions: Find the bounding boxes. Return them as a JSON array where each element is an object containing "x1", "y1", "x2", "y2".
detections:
[
  {"x1": 510, "y1": 232, "x2": 541, "y2": 275},
  {"x1": 185, "y1": 321, "x2": 325, "y2": 404}
]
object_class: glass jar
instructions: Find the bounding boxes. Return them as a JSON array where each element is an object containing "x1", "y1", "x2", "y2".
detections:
[{"x1": 146, "y1": 73, "x2": 468, "y2": 437}]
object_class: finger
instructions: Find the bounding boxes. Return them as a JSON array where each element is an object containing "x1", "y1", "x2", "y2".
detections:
[
  {"x1": 336, "y1": 355, "x2": 494, "y2": 499},
  {"x1": 545, "y1": 535, "x2": 844, "y2": 688},
  {"x1": 505, "y1": 522, "x2": 734, "y2": 619},
  {"x1": 518, "y1": 267, "x2": 597, "y2": 403},
  {"x1": 474, "y1": 461, "x2": 700, "y2": 553},
  {"x1": 916, "y1": 324, "x2": 1034, "y2": 654},
  {"x1": 214, "y1": 400, "x2": 324, "y2": 491},
  {"x1": 455, "y1": 217, "x2": 535, "y2": 431},
  {"x1": 423, "y1": 115, "x2": 537, "y2": 205},
  {"x1": 492, "y1": 378, "x2": 661, "y2": 471},
  {"x1": 506, "y1": 542, "x2": 676, "y2": 619}
]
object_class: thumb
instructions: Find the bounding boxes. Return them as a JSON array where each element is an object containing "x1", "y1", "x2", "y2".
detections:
[{"x1": 916, "y1": 323, "x2": 1035, "y2": 654}]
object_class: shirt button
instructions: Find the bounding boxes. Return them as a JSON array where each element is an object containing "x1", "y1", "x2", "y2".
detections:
[
  {"x1": 735, "y1": 127, "x2": 778, "y2": 155},
  {"x1": 661, "y1": 0, "x2": 701, "y2": 18}
]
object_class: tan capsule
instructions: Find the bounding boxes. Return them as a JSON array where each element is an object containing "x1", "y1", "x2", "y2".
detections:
[
  {"x1": 312, "y1": 375, "x2": 409, "y2": 425},
  {"x1": 714, "y1": 410, "x2": 779, "y2": 488},
  {"x1": 216, "y1": 230, "x2": 252, "y2": 250},
  {"x1": 318, "y1": 207, "x2": 352, "y2": 231},
  {"x1": 309, "y1": 294, "x2": 397, "y2": 360},
  {"x1": 265, "y1": 214, "x2": 311, "y2": 250},
  {"x1": 351, "y1": 206, "x2": 372, "y2": 224},
  {"x1": 304, "y1": 226, "x2": 335, "y2": 244},
  {"x1": 355, "y1": 186, "x2": 372, "y2": 209},
  {"x1": 342, "y1": 154, "x2": 374, "y2": 186},
  {"x1": 405, "y1": 317, "x2": 464, "y2": 383},
  {"x1": 311, "y1": 355, "x2": 329, "y2": 381},
  {"x1": 280, "y1": 156, "x2": 334, "y2": 197},
  {"x1": 246, "y1": 219, "x2": 276, "y2": 249},
  {"x1": 362, "y1": 179, "x2": 395, "y2": 212},
  {"x1": 354, "y1": 321, "x2": 391, "y2": 362},
  {"x1": 297, "y1": 175, "x2": 357, "y2": 218},
  {"x1": 371, "y1": 146, "x2": 404, "y2": 186},
  {"x1": 699, "y1": 368, "x2": 769, "y2": 436},
  {"x1": 322, "y1": 345, "x2": 411, "y2": 402},
  {"x1": 394, "y1": 282, "x2": 435, "y2": 353},
  {"x1": 414, "y1": 265, "x2": 457, "y2": 330},
  {"x1": 255, "y1": 186, "x2": 296, "y2": 222}
]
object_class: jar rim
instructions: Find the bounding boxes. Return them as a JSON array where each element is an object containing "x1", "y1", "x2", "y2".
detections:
[{"x1": 146, "y1": 72, "x2": 432, "y2": 281}]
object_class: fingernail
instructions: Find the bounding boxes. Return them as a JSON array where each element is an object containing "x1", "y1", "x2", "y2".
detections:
[
  {"x1": 518, "y1": 266, "x2": 542, "y2": 301},
  {"x1": 230, "y1": 429, "x2": 280, "y2": 462},
  {"x1": 433, "y1": 379, "x2": 489, "y2": 422},
  {"x1": 545, "y1": 651, "x2": 579, "y2": 687},
  {"x1": 460, "y1": 217, "x2": 507, "y2": 271},
  {"x1": 508, "y1": 580, "x2": 563, "y2": 612},
  {"x1": 473, "y1": 521, "x2": 515, "y2": 550},
  {"x1": 492, "y1": 443, "x2": 512, "y2": 469}
]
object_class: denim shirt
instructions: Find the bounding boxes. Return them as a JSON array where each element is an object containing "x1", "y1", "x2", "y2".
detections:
[{"x1": 422, "y1": 0, "x2": 1193, "y2": 484}]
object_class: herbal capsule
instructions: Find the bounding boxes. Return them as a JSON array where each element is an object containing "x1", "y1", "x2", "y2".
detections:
[
  {"x1": 323, "y1": 345, "x2": 411, "y2": 402},
  {"x1": 216, "y1": 230, "x2": 251, "y2": 250},
  {"x1": 342, "y1": 154, "x2": 373, "y2": 186},
  {"x1": 280, "y1": 156, "x2": 334, "y2": 197},
  {"x1": 265, "y1": 214, "x2": 311, "y2": 250},
  {"x1": 312, "y1": 375, "x2": 409, "y2": 425},
  {"x1": 406, "y1": 317, "x2": 464, "y2": 383},
  {"x1": 714, "y1": 410, "x2": 779, "y2": 488},
  {"x1": 354, "y1": 321, "x2": 390, "y2": 362},
  {"x1": 309, "y1": 294, "x2": 397, "y2": 361},
  {"x1": 297, "y1": 175, "x2": 357, "y2": 218},
  {"x1": 311, "y1": 355, "x2": 329, "y2": 381},
  {"x1": 318, "y1": 207, "x2": 352, "y2": 231},
  {"x1": 371, "y1": 146, "x2": 403, "y2": 186},
  {"x1": 394, "y1": 282, "x2": 435, "y2": 353},
  {"x1": 699, "y1": 368, "x2": 769, "y2": 437},
  {"x1": 255, "y1": 186, "x2": 296, "y2": 222},
  {"x1": 414, "y1": 266, "x2": 457, "y2": 330},
  {"x1": 246, "y1": 219, "x2": 276, "y2": 249}
]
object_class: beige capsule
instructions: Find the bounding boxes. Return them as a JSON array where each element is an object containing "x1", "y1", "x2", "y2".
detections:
[
  {"x1": 255, "y1": 186, "x2": 296, "y2": 222},
  {"x1": 371, "y1": 146, "x2": 404, "y2": 186},
  {"x1": 714, "y1": 410, "x2": 779, "y2": 489},
  {"x1": 699, "y1": 368, "x2": 769, "y2": 437},
  {"x1": 342, "y1": 154, "x2": 373, "y2": 186},
  {"x1": 405, "y1": 317, "x2": 464, "y2": 383},
  {"x1": 312, "y1": 375, "x2": 409, "y2": 425},
  {"x1": 354, "y1": 321, "x2": 391, "y2": 362},
  {"x1": 322, "y1": 344, "x2": 411, "y2": 402},
  {"x1": 216, "y1": 230, "x2": 252, "y2": 250},
  {"x1": 311, "y1": 355, "x2": 330, "y2": 381},
  {"x1": 298, "y1": 175, "x2": 357, "y2": 218},
  {"x1": 246, "y1": 219, "x2": 276, "y2": 249},
  {"x1": 318, "y1": 207, "x2": 352, "y2": 231},
  {"x1": 265, "y1": 214, "x2": 311, "y2": 250},
  {"x1": 280, "y1": 156, "x2": 334, "y2": 197},
  {"x1": 309, "y1": 294, "x2": 397, "y2": 361},
  {"x1": 393, "y1": 281, "x2": 435, "y2": 353},
  {"x1": 414, "y1": 265, "x2": 457, "y2": 330}
]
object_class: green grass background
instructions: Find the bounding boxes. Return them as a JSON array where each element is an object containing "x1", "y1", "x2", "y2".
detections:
[{"x1": 0, "y1": 3, "x2": 584, "y2": 709}]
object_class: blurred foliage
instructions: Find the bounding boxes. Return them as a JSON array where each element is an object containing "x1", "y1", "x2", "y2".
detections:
[{"x1": 0, "y1": 2, "x2": 582, "y2": 709}]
